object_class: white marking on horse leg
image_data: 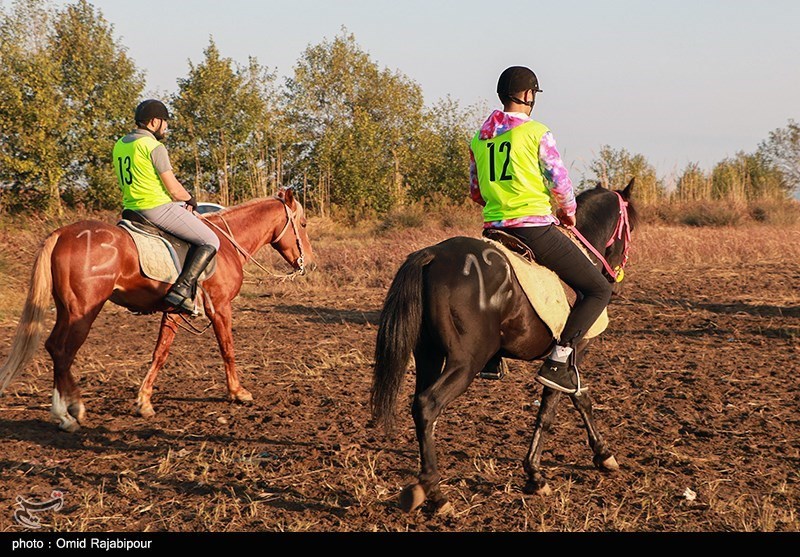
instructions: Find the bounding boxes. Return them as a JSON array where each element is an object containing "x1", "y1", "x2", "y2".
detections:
[
  {"x1": 68, "y1": 401, "x2": 86, "y2": 423},
  {"x1": 52, "y1": 389, "x2": 79, "y2": 432},
  {"x1": 135, "y1": 393, "x2": 156, "y2": 418}
]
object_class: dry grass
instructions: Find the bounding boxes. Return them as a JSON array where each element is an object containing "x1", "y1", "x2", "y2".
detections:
[
  {"x1": 2, "y1": 203, "x2": 797, "y2": 319},
  {"x1": 631, "y1": 223, "x2": 800, "y2": 268}
]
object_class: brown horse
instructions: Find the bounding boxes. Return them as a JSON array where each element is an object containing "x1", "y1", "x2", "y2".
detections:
[{"x1": 0, "y1": 189, "x2": 314, "y2": 432}]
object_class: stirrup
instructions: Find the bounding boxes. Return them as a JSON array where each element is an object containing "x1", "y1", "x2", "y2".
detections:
[
  {"x1": 164, "y1": 292, "x2": 200, "y2": 317},
  {"x1": 479, "y1": 358, "x2": 507, "y2": 380}
]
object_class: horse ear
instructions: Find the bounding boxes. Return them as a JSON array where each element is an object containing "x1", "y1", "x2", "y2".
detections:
[
  {"x1": 594, "y1": 182, "x2": 606, "y2": 190},
  {"x1": 621, "y1": 178, "x2": 635, "y2": 199},
  {"x1": 278, "y1": 188, "x2": 295, "y2": 206}
]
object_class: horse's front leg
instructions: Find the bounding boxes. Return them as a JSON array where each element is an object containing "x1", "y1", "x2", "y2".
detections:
[
  {"x1": 208, "y1": 301, "x2": 252, "y2": 403},
  {"x1": 522, "y1": 386, "x2": 562, "y2": 495},
  {"x1": 135, "y1": 313, "x2": 179, "y2": 418},
  {"x1": 568, "y1": 339, "x2": 619, "y2": 472},
  {"x1": 569, "y1": 390, "x2": 619, "y2": 472}
]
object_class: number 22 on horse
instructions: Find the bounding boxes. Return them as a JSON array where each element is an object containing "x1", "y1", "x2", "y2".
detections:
[
  {"x1": 371, "y1": 180, "x2": 636, "y2": 513},
  {"x1": 0, "y1": 189, "x2": 314, "y2": 432}
]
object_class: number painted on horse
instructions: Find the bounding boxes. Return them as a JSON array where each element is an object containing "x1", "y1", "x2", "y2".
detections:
[
  {"x1": 462, "y1": 248, "x2": 512, "y2": 311},
  {"x1": 76, "y1": 229, "x2": 119, "y2": 279}
]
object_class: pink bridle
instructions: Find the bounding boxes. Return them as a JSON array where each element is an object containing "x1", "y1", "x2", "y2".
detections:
[{"x1": 568, "y1": 191, "x2": 631, "y2": 283}]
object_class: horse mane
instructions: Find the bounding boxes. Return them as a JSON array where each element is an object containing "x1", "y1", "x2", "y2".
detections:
[
  {"x1": 201, "y1": 196, "x2": 304, "y2": 227},
  {"x1": 209, "y1": 196, "x2": 275, "y2": 216}
]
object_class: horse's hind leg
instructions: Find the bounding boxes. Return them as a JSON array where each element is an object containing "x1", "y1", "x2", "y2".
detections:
[
  {"x1": 402, "y1": 350, "x2": 483, "y2": 514},
  {"x1": 398, "y1": 341, "x2": 444, "y2": 513},
  {"x1": 135, "y1": 313, "x2": 179, "y2": 418},
  {"x1": 45, "y1": 301, "x2": 105, "y2": 432},
  {"x1": 522, "y1": 386, "x2": 563, "y2": 495}
]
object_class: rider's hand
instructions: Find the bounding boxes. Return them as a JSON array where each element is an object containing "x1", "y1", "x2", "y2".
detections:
[
  {"x1": 557, "y1": 209, "x2": 576, "y2": 227},
  {"x1": 184, "y1": 196, "x2": 198, "y2": 212}
]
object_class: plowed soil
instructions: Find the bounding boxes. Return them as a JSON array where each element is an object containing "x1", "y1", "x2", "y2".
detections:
[{"x1": 0, "y1": 223, "x2": 798, "y2": 533}]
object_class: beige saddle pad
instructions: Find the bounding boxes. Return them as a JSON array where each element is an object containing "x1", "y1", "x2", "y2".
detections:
[
  {"x1": 481, "y1": 238, "x2": 608, "y2": 340},
  {"x1": 118, "y1": 220, "x2": 216, "y2": 284}
]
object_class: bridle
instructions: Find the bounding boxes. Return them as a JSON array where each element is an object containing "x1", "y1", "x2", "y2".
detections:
[
  {"x1": 199, "y1": 195, "x2": 308, "y2": 279},
  {"x1": 567, "y1": 191, "x2": 631, "y2": 283},
  {"x1": 270, "y1": 195, "x2": 307, "y2": 276}
]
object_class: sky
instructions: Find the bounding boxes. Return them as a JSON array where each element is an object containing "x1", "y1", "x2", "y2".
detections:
[{"x1": 48, "y1": 0, "x2": 800, "y2": 183}]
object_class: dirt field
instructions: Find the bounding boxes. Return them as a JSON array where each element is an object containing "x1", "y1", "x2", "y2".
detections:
[{"x1": 0, "y1": 217, "x2": 798, "y2": 532}]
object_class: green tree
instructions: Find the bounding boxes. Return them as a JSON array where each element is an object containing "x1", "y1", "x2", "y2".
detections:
[
  {"x1": 711, "y1": 151, "x2": 787, "y2": 202},
  {"x1": 758, "y1": 119, "x2": 800, "y2": 195},
  {"x1": 0, "y1": 0, "x2": 67, "y2": 214},
  {"x1": 674, "y1": 162, "x2": 711, "y2": 202},
  {"x1": 51, "y1": 0, "x2": 144, "y2": 209},
  {"x1": 581, "y1": 145, "x2": 664, "y2": 204},
  {"x1": 284, "y1": 29, "x2": 426, "y2": 215},
  {"x1": 407, "y1": 96, "x2": 481, "y2": 204},
  {"x1": 170, "y1": 38, "x2": 275, "y2": 206}
]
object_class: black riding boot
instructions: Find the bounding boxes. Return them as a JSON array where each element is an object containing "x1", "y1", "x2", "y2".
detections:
[
  {"x1": 163, "y1": 244, "x2": 217, "y2": 316},
  {"x1": 537, "y1": 342, "x2": 585, "y2": 394}
]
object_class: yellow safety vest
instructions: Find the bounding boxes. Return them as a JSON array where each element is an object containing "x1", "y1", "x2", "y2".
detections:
[
  {"x1": 112, "y1": 134, "x2": 173, "y2": 210},
  {"x1": 470, "y1": 119, "x2": 552, "y2": 222}
]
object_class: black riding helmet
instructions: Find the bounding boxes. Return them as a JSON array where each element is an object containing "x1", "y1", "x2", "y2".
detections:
[
  {"x1": 135, "y1": 99, "x2": 170, "y2": 125},
  {"x1": 497, "y1": 66, "x2": 542, "y2": 106}
]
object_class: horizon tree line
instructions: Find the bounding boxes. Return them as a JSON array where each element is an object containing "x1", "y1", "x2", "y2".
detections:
[{"x1": 1, "y1": 0, "x2": 797, "y2": 217}]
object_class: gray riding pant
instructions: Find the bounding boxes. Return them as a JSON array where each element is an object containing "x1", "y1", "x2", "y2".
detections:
[{"x1": 137, "y1": 202, "x2": 220, "y2": 250}]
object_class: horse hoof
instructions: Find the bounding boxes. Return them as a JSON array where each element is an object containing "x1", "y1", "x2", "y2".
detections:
[
  {"x1": 231, "y1": 389, "x2": 254, "y2": 404},
  {"x1": 597, "y1": 455, "x2": 619, "y2": 472},
  {"x1": 58, "y1": 418, "x2": 80, "y2": 433},
  {"x1": 399, "y1": 484, "x2": 427, "y2": 513},
  {"x1": 435, "y1": 500, "x2": 455, "y2": 516},
  {"x1": 68, "y1": 402, "x2": 86, "y2": 423},
  {"x1": 136, "y1": 403, "x2": 155, "y2": 419},
  {"x1": 523, "y1": 479, "x2": 551, "y2": 496}
]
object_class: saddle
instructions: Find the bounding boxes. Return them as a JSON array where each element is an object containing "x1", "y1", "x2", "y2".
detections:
[
  {"x1": 117, "y1": 209, "x2": 217, "y2": 285},
  {"x1": 481, "y1": 229, "x2": 608, "y2": 339},
  {"x1": 483, "y1": 229, "x2": 535, "y2": 263},
  {"x1": 483, "y1": 229, "x2": 582, "y2": 306}
]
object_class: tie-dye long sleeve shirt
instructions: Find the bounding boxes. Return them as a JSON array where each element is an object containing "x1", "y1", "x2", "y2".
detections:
[{"x1": 469, "y1": 110, "x2": 577, "y2": 229}]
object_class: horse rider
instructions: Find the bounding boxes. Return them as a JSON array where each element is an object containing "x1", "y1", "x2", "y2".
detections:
[
  {"x1": 469, "y1": 66, "x2": 613, "y2": 394},
  {"x1": 112, "y1": 99, "x2": 220, "y2": 315}
]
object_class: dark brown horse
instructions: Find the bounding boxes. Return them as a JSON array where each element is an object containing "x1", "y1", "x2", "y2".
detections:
[
  {"x1": 0, "y1": 189, "x2": 314, "y2": 431},
  {"x1": 371, "y1": 181, "x2": 636, "y2": 513}
]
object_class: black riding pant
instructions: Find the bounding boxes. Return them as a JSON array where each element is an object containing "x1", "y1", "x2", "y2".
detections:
[{"x1": 504, "y1": 225, "x2": 613, "y2": 346}]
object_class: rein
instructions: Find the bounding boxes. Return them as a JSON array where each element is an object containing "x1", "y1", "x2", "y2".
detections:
[
  {"x1": 199, "y1": 196, "x2": 307, "y2": 280},
  {"x1": 567, "y1": 191, "x2": 631, "y2": 283}
]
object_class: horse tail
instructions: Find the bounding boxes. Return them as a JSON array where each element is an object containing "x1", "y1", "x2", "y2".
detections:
[
  {"x1": 0, "y1": 232, "x2": 58, "y2": 394},
  {"x1": 371, "y1": 248, "x2": 436, "y2": 432}
]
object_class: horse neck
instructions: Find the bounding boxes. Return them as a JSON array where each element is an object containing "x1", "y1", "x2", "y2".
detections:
[
  {"x1": 577, "y1": 196, "x2": 619, "y2": 251},
  {"x1": 214, "y1": 198, "x2": 287, "y2": 255}
]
